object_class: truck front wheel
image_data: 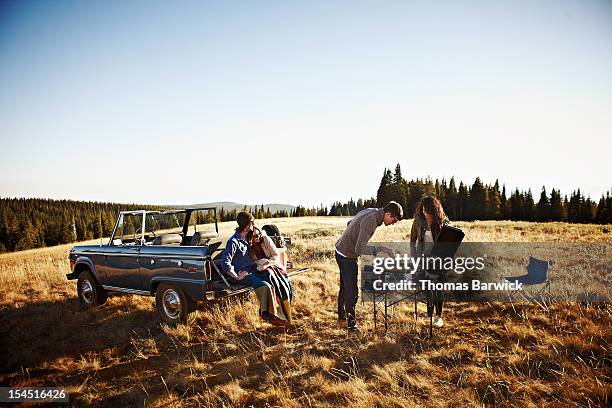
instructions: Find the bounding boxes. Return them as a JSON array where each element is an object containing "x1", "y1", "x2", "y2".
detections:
[
  {"x1": 77, "y1": 271, "x2": 107, "y2": 308},
  {"x1": 155, "y1": 283, "x2": 193, "y2": 325}
]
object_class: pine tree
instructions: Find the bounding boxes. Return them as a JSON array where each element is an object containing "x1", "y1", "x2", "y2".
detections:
[
  {"x1": 536, "y1": 187, "x2": 550, "y2": 222},
  {"x1": 567, "y1": 191, "x2": 578, "y2": 222},
  {"x1": 407, "y1": 178, "x2": 427, "y2": 216},
  {"x1": 550, "y1": 189, "x2": 564, "y2": 221},
  {"x1": 468, "y1": 177, "x2": 487, "y2": 220},
  {"x1": 423, "y1": 177, "x2": 435, "y2": 196},
  {"x1": 59, "y1": 214, "x2": 74, "y2": 244},
  {"x1": 75, "y1": 219, "x2": 85, "y2": 241},
  {"x1": 390, "y1": 163, "x2": 408, "y2": 215},
  {"x1": 597, "y1": 192, "x2": 612, "y2": 224},
  {"x1": 500, "y1": 185, "x2": 509, "y2": 219},
  {"x1": 456, "y1": 182, "x2": 469, "y2": 220},
  {"x1": 15, "y1": 221, "x2": 37, "y2": 251},
  {"x1": 2, "y1": 208, "x2": 18, "y2": 250},
  {"x1": 579, "y1": 195, "x2": 595, "y2": 223},
  {"x1": 93, "y1": 213, "x2": 102, "y2": 239},
  {"x1": 595, "y1": 195, "x2": 607, "y2": 224},
  {"x1": 102, "y1": 211, "x2": 114, "y2": 237},
  {"x1": 443, "y1": 177, "x2": 457, "y2": 219},
  {"x1": 509, "y1": 189, "x2": 524, "y2": 220},
  {"x1": 606, "y1": 192, "x2": 612, "y2": 224},
  {"x1": 488, "y1": 180, "x2": 502, "y2": 219},
  {"x1": 376, "y1": 168, "x2": 393, "y2": 207},
  {"x1": 525, "y1": 189, "x2": 535, "y2": 221}
]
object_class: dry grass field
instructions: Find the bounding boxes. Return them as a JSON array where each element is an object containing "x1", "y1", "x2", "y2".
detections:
[{"x1": 1, "y1": 217, "x2": 611, "y2": 407}]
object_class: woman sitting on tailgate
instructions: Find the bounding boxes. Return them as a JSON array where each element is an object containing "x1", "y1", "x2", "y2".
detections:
[
  {"x1": 247, "y1": 227, "x2": 294, "y2": 327},
  {"x1": 221, "y1": 212, "x2": 286, "y2": 328}
]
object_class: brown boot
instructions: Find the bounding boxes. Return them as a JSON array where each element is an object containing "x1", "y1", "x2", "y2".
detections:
[
  {"x1": 280, "y1": 300, "x2": 293, "y2": 325},
  {"x1": 262, "y1": 311, "x2": 288, "y2": 328}
]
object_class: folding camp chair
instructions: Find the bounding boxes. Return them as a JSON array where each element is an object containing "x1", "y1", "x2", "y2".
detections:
[{"x1": 504, "y1": 257, "x2": 551, "y2": 311}]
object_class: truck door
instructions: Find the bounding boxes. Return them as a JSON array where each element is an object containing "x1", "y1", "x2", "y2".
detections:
[
  {"x1": 102, "y1": 212, "x2": 143, "y2": 290},
  {"x1": 138, "y1": 211, "x2": 206, "y2": 292}
]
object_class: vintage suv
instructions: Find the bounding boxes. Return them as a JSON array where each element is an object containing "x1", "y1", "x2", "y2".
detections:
[{"x1": 66, "y1": 207, "x2": 307, "y2": 324}]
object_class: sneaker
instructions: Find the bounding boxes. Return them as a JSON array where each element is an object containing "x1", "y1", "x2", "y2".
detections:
[
  {"x1": 347, "y1": 326, "x2": 361, "y2": 335},
  {"x1": 433, "y1": 316, "x2": 444, "y2": 328},
  {"x1": 338, "y1": 319, "x2": 348, "y2": 329}
]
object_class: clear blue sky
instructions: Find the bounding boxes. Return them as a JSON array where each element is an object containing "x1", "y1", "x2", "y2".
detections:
[{"x1": 1, "y1": 0, "x2": 611, "y2": 207}]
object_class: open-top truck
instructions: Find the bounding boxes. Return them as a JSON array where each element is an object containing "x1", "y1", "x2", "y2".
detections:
[{"x1": 66, "y1": 207, "x2": 307, "y2": 324}]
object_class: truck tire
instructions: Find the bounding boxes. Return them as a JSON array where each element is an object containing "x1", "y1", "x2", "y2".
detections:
[
  {"x1": 77, "y1": 271, "x2": 107, "y2": 308},
  {"x1": 155, "y1": 283, "x2": 193, "y2": 325}
]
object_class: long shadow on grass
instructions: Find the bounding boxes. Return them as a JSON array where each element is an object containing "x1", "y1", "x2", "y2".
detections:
[
  {"x1": 1, "y1": 294, "x2": 327, "y2": 404},
  {"x1": 0, "y1": 295, "x2": 165, "y2": 377}
]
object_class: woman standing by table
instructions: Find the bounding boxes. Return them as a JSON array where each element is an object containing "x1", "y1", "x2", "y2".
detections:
[{"x1": 410, "y1": 196, "x2": 449, "y2": 327}]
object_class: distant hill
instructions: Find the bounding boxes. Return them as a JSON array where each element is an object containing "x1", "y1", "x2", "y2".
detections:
[{"x1": 173, "y1": 202, "x2": 297, "y2": 213}]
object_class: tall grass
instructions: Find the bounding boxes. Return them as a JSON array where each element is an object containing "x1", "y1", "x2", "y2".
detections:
[{"x1": 0, "y1": 217, "x2": 610, "y2": 407}]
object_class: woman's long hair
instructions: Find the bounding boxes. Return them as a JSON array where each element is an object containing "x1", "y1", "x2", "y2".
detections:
[
  {"x1": 414, "y1": 196, "x2": 446, "y2": 236},
  {"x1": 246, "y1": 227, "x2": 263, "y2": 251}
]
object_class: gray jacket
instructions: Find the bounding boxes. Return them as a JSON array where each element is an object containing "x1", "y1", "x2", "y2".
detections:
[{"x1": 335, "y1": 208, "x2": 384, "y2": 259}]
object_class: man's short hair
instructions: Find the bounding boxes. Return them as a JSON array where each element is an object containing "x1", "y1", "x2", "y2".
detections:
[
  {"x1": 236, "y1": 211, "x2": 254, "y2": 231},
  {"x1": 383, "y1": 201, "x2": 403, "y2": 220}
]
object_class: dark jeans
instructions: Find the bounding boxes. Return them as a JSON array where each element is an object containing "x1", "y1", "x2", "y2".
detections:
[
  {"x1": 336, "y1": 252, "x2": 359, "y2": 329},
  {"x1": 426, "y1": 287, "x2": 444, "y2": 317},
  {"x1": 415, "y1": 270, "x2": 444, "y2": 317}
]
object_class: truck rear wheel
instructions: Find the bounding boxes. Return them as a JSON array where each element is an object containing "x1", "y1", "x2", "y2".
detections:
[
  {"x1": 77, "y1": 271, "x2": 107, "y2": 308},
  {"x1": 155, "y1": 283, "x2": 193, "y2": 325}
]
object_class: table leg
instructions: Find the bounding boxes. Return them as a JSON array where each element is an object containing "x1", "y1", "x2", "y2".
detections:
[
  {"x1": 373, "y1": 292, "x2": 377, "y2": 330},
  {"x1": 384, "y1": 292, "x2": 388, "y2": 333},
  {"x1": 414, "y1": 296, "x2": 418, "y2": 331}
]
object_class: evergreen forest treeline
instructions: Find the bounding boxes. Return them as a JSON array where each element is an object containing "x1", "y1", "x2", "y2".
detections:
[
  {"x1": 1, "y1": 166, "x2": 610, "y2": 252},
  {"x1": 374, "y1": 165, "x2": 612, "y2": 225},
  {"x1": 0, "y1": 199, "x2": 317, "y2": 252}
]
